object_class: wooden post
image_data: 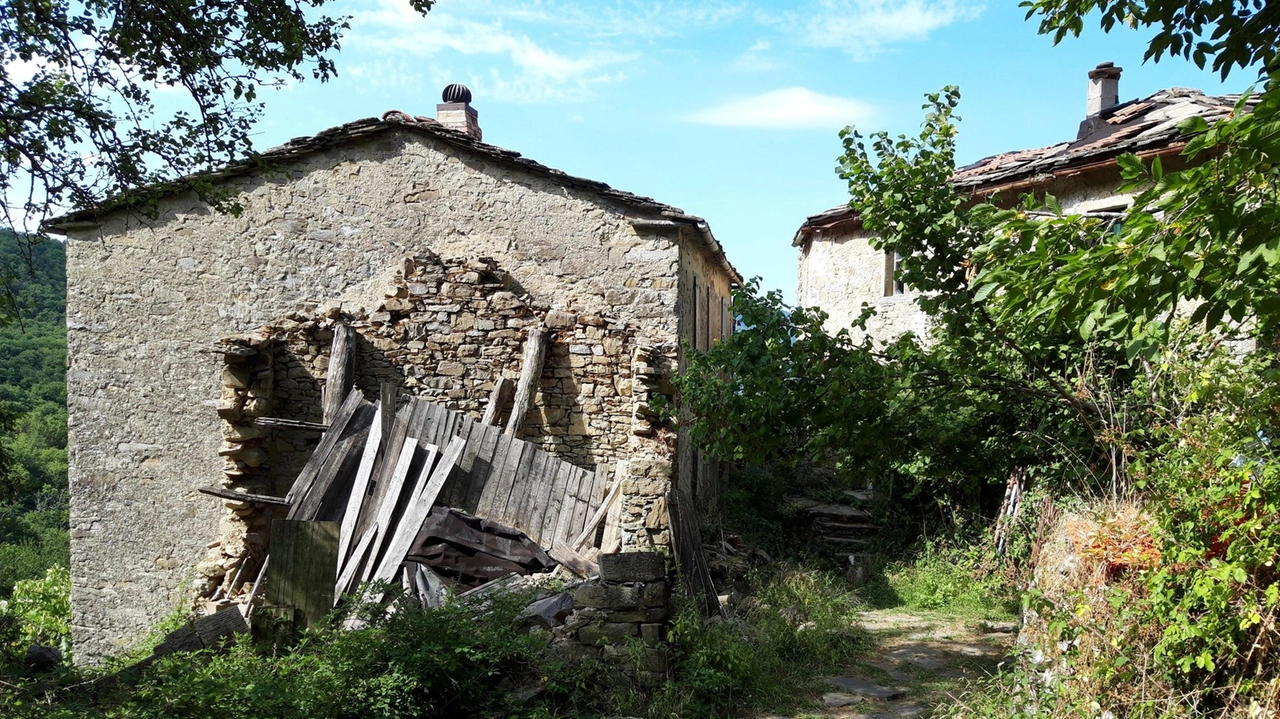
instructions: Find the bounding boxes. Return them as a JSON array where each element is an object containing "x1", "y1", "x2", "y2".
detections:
[
  {"x1": 504, "y1": 326, "x2": 547, "y2": 438},
  {"x1": 481, "y1": 377, "x2": 515, "y2": 426},
  {"x1": 265, "y1": 520, "x2": 340, "y2": 631},
  {"x1": 321, "y1": 325, "x2": 355, "y2": 425}
]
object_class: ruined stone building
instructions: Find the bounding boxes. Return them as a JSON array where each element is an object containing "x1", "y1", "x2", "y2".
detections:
[
  {"x1": 795, "y1": 64, "x2": 1250, "y2": 343},
  {"x1": 48, "y1": 87, "x2": 740, "y2": 661}
]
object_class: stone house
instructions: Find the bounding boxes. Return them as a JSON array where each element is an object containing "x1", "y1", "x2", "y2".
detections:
[
  {"x1": 795, "y1": 64, "x2": 1249, "y2": 343},
  {"x1": 47, "y1": 87, "x2": 740, "y2": 662}
]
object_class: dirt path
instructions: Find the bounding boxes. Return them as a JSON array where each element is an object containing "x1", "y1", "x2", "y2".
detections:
[{"x1": 767, "y1": 609, "x2": 1017, "y2": 719}]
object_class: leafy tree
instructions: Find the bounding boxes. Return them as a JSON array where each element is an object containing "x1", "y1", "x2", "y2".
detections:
[
  {"x1": 1022, "y1": 0, "x2": 1280, "y2": 77},
  {"x1": 0, "y1": 0, "x2": 433, "y2": 285}
]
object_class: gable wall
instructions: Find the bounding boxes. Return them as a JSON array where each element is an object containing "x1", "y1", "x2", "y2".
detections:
[
  {"x1": 62, "y1": 129, "x2": 686, "y2": 662},
  {"x1": 797, "y1": 168, "x2": 1135, "y2": 344}
]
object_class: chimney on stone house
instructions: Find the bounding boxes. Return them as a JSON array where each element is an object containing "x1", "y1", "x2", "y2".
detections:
[
  {"x1": 437, "y1": 83, "x2": 482, "y2": 141},
  {"x1": 1086, "y1": 62, "x2": 1122, "y2": 116}
]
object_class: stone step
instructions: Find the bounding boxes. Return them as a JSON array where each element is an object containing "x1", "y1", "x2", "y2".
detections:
[
  {"x1": 824, "y1": 676, "x2": 907, "y2": 701},
  {"x1": 843, "y1": 488, "x2": 875, "y2": 503},
  {"x1": 820, "y1": 536, "x2": 872, "y2": 547},
  {"x1": 804, "y1": 503, "x2": 874, "y2": 522},
  {"x1": 814, "y1": 520, "x2": 877, "y2": 533}
]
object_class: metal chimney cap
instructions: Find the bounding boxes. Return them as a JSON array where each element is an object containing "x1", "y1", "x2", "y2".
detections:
[{"x1": 442, "y1": 84, "x2": 472, "y2": 104}]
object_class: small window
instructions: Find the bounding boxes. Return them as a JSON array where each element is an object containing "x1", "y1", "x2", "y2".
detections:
[{"x1": 884, "y1": 250, "x2": 906, "y2": 296}]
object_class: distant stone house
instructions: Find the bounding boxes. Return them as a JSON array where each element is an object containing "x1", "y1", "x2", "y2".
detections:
[
  {"x1": 47, "y1": 88, "x2": 740, "y2": 662},
  {"x1": 794, "y1": 64, "x2": 1250, "y2": 344}
]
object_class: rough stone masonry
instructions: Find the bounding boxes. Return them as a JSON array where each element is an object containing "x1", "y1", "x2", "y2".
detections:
[{"x1": 53, "y1": 113, "x2": 738, "y2": 662}]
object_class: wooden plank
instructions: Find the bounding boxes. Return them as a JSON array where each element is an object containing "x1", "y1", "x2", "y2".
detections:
[
  {"x1": 548, "y1": 462, "x2": 583, "y2": 546},
  {"x1": 563, "y1": 467, "x2": 592, "y2": 543},
  {"x1": 539, "y1": 459, "x2": 573, "y2": 546},
  {"x1": 197, "y1": 485, "x2": 290, "y2": 507},
  {"x1": 550, "y1": 540, "x2": 599, "y2": 578},
  {"x1": 501, "y1": 441, "x2": 539, "y2": 530},
  {"x1": 335, "y1": 523, "x2": 378, "y2": 600},
  {"x1": 254, "y1": 417, "x2": 329, "y2": 432},
  {"x1": 351, "y1": 403, "x2": 413, "y2": 544},
  {"x1": 481, "y1": 377, "x2": 515, "y2": 426},
  {"x1": 516, "y1": 450, "x2": 548, "y2": 540},
  {"x1": 668, "y1": 488, "x2": 722, "y2": 617},
  {"x1": 379, "y1": 382, "x2": 395, "y2": 448},
  {"x1": 321, "y1": 324, "x2": 355, "y2": 425},
  {"x1": 288, "y1": 416, "x2": 368, "y2": 521},
  {"x1": 266, "y1": 519, "x2": 340, "y2": 630},
  {"x1": 359, "y1": 439, "x2": 420, "y2": 583},
  {"x1": 479, "y1": 436, "x2": 525, "y2": 523},
  {"x1": 440, "y1": 416, "x2": 476, "y2": 508},
  {"x1": 531, "y1": 453, "x2": 564, "y2": 544},
  {"x1": 573, "y1": 473, "x2": 623, "y2": 551},
  {"x1": 245, "y1": 556, "x2": 269, "y2": 618},
  {"x1": 369, "y1": 436, "x2": 466, "y2": 585},
  {"x1": 337, "y1": 404, "x2": 383, "y2": 565},
  {"x1": 463, "y1": 422, "x2": 501, "y2": 514},
  {"x1": 193, "y1": 605, "x2": 249, "y2": 649},
  {"x1": 504, "y1": 326, "x2": 548, "y2": 438},
  {"x1": 284, "y1": 389, "x2": 366, "y2": 505}
]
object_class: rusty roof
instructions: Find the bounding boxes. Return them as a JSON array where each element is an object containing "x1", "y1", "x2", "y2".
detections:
[
  {"x1": 46, "y1": 111, "x2": 740, "y2": 284},
  {"x1": 797, "y1": 87, "x2": 1255, "y2": 240}
]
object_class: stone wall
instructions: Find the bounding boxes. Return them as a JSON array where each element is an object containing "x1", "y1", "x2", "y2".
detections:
[
  {"x1": 551, "y1": 552, "x2": 672, "y2": 688},
  {"x1": 62, "y1": 127, "x2": 723, "y2": 663},
  {"x1": 796, "y1": 167, "x2": 1136, "y2": 346}
]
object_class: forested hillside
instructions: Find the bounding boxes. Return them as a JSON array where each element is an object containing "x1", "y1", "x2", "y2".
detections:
[{"x1": 0, "y1": 233, "x2": 69, "y2": 597}]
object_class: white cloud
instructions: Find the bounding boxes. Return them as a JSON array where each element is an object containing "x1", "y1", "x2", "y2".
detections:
[
  {"x1": 774, "y1": 0, "x2": 984, "y2": 60},
  {"x1": 729, "y1": 39, "x2": 779, "y2": 72},
  {"x1": 686, "y1": 87, "x2": 874, "y2": 129}
]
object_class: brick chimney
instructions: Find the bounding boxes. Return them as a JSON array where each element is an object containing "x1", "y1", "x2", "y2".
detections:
[
  {"x1": 1086, "y1": 62, "x2": 1122, "y2": 116},
  {"x1": 437, "y1": 83, "x2": 482, "y2": 141}
]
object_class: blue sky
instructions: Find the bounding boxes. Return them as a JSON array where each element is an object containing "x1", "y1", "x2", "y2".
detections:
[{"x1": 245, "y1": 0, "x2": 1249, "y2": 302}]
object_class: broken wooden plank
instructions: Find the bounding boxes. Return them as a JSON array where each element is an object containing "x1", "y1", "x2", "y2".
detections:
[
  {"x1": 360, "y1": 438, "x2": 424, "y2": 584},
  {"x1": 245, "y1": 556, "x2": 269, "y2": 618},
  {"x1": 197, "y1": 485, "x2": 290, "y2": 507},
  {"x1": 337, "y1": 404, "x2": 383, "y2": 565},
  {"x1": 266, "y1": 520, "x2": 340, "y2": 630},
  {"x1": 481, "y1": 377, "x2": 515, "y2": 426},
  {"x1": 369, "y1": 436, "x2": 466, "y2": 586},
  {"x1": 321, "y1": 324, "x2": 355, "y2": 425},
  {"x1": 254, "y1": 417, "x2": 329, "y2": 432},
  {"x1": 350, "y1": 403, "x2": 413, "y2": 547},
  {"x1": 550, "y1": 539, "x2": 599, "y2": 578},
  {"x1": 414, "y1": 563, "x2": 447, "y2": 609},
  {"x1": 335, "y1": 524, "x2": 378, "y2": 600},
  {"x1": 573, "y1": 473, "x2": 623, "y2": 551},
  {"x1": 504, "y1": 326, "x2": 548, "y2": 438},
  {"x1": 600, "y1": 467, "x2": 625, "y2": 554},
  {"x1": 288, "y1": 418, "x2": 369, "y2": 521},
  {"x1": 284, "y1": 390, "x2": 367, "y2": 506}
]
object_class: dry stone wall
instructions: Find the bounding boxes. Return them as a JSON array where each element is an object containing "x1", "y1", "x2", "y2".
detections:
[{"x1": 62, "y1": 127, "x2": 707, "y2": 663}]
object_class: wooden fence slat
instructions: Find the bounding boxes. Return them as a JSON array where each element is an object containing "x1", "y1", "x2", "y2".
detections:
[
  {"x1": 504, "y1": 442, "x2": 539, "y2": 528},
  {"x1": 360, "y1": 439, "x2": 421, "y2": 583},
  {"x1": 518, "y1": 451, "x2": 549, "y2": 541},
  {"x1": 370, "y1": 436, "x2": 465, "y2": 585},
  {"x1": 443, "y1": 416, "x2": 477, "y2": 508},
  {"x1": 337, "y1": 404, "x2": 383, "y2": 565},
  {"x1": 546, "y1": 462, "x2": 578, "y2": 546},
  {"x1": 351, "y1": 403, "x2": 412, "y2": 545},
  {"x1": 335, "y1": 524, "x2": 378, "y2": 599},
  {"x1": 538, "y1": 460, "x2": 572, "y2": 546},
  {"x1": 463, "y1": 423, "x2": 501, "y2": 513},
  {"x1": 485, "y1": 439, "x2": 526, "y2": 523}
]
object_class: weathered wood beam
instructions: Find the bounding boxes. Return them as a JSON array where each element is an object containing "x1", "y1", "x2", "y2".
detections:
[
  {"x1": 481, "y1": 377, "x2": 515, "y2": 426},
  {"x1": 550, "y1": 540, "x2": 599, "y2": 578},
  {"x1": 197, "y1": 485, "x2": 290, "y2": 507},
  {"x1": 321, "y1": 325, "x2": 355, "y2": 425},
  {"x1": 254, "y1": 417, "x2": 330, "y2": 432},
  {"x1": 504, "y1": 326, "x2": 548, "y2": 438}
]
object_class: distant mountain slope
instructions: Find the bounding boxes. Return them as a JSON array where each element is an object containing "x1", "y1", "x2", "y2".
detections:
[{"x1": 0, "y1": 233, "x2": 68, "y2": 596}]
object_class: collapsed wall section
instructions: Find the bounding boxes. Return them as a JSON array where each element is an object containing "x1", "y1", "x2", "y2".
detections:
[{"x1": 195, "y1": 253, "x2": 682, "y2": 611}]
